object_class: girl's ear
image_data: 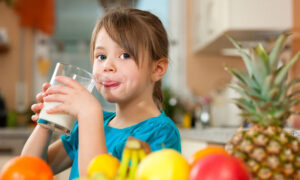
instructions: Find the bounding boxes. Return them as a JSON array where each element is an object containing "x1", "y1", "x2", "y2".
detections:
[{"x1": 151, "y1": 58, "x2": 168, "y2": 82}]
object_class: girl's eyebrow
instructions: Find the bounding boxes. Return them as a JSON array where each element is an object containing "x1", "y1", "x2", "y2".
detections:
[{"x1": 95, "y1": 46, "x2": 105, "y2": 50}]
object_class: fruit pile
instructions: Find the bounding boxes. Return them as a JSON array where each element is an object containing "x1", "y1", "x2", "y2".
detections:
[
  {"x1": 77, "y1": 142, "x2": 252, "y2": 180},
  {"x1": 0, "y1": 141, "x2": 252, "y2": 180}
]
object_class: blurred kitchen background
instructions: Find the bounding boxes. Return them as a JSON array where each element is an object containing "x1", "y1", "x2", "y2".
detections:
[{"x1": 1, "y1": 0, "x2": 300, "y2": 179}]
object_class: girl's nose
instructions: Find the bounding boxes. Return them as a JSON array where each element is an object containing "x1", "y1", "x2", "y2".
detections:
[{"x1": 103, "y1": 58, "x2": 116, "y2": 72}]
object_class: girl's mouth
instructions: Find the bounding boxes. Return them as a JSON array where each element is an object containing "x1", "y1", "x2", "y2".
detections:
[{"x1": 101, "y1": 81, "x2": 121, "y2": 88}]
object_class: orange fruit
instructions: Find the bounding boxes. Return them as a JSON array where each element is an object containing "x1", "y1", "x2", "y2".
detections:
[
  {"x1": 135, "y1": 149, "x2": 190, "y2": 180},
  {"x1": 0, "y1": 156, "x2": 54, "y2": 180},
  {"x1": 87, "y1": 154, "x2": 120, "y2": 179},
  {"x1": 189, "y1": 146, "x2": 228, "y2": 167}
]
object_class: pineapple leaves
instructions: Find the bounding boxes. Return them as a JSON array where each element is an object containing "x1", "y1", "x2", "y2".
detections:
[
  {"x1": 226, "y1": 33, "x2": 300, "y2": 125},
  {"x1": 269, "y1": 34, "x2": 287, "y2": 71},
  {"x1": 274, "y1": 51, "x2": 300, "y2": 86},
  {"x1": 286, "y1": 76, "x2": 300, "y2": 92},
  {"x1": 287, "y1": 99, "x2": 300, "y2": 109},
  {"x1": 250, "y1": 47, "x2": 268, "y2": 86},
  {"x1": 225, "y1": 68, "x2": 260, "y2": 91},
  {"x1": 261, "y1": 75, "x2": 273, "y2": 97},
  {"x1": 233, "y1": 98, "x2": 256, "y2": 114},
  {"x1": 228, "y1": 85, "x2": 250, "y2": 101},
  {"x1": 229, "y1": 85, "x2": 265, "y2": 102},
  {"x1": 287, "y1": 89, "x2": 300, "y2": 99},
  {"x1": 256, "y1": 44, "x2": 269, "y2": 69},
  {"x1": 226, "y1": 34, "x2": 253, "y2": 75}
]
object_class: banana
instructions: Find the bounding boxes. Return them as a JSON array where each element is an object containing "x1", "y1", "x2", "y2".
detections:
[
  {"x1": 115, "y1": 139, "x2": 149, "y2": 180},
  {"x1": 116, "y1": 148, "x2": 131, "y2": 180},
  {"x1": 138, "y1": 149, "x2": 146, "y2": 161},
  {"x1": 127, "y1": 150, "x2": 139, "y2": 180}
]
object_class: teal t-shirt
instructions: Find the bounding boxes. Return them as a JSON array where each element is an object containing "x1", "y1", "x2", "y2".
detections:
[{"x1": 61, "y1": 111, "x2": 181, "y2": 180}]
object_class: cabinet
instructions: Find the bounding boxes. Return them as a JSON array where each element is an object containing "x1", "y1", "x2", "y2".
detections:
[{"x1": 193, "y1": 0, "x2": 293, "y2": 53}]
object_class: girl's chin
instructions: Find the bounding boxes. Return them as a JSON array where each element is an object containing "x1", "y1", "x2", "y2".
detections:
[{"x1": 102, "y1": 94, "x2": 119, "y2": 103}]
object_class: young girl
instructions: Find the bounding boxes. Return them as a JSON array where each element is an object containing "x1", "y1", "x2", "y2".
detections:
[{"x1": 22, "y1": 8, "x2": 181, "y2": 179}]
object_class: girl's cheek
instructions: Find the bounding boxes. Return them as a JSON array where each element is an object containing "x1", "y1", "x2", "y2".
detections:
[
  {"x1": 92, "y1": 62, "x2": 99, "y2": 73},
  {"x1": 95, "y1": 84, "x2": 102, "y2": 92}
]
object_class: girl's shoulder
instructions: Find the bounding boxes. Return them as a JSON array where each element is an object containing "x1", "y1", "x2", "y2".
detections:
[
  {"x1": 131, "y1": 111, "x2": 181, "y2": 152},
  {"x1": 131, "y1": 111, "x2": 178, "y2": 135},
  {"x1": 146, "y1": 111, "x2": 176, "y2": 128}
]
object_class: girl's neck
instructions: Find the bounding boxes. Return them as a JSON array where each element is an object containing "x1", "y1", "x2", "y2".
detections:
[{"x1": 109, "y1": 96, "x2": 161, "y2": 128}]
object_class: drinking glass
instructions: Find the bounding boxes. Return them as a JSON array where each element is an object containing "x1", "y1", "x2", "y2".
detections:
[{"x1": 38, "y1": 62, "x2": 95, "y2": 135}]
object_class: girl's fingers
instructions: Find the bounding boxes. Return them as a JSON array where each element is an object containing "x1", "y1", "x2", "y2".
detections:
[
  {"x1": 31, "y1": 103, "x2": 43, "y2": 113},
  {"x1": 31, "y1": 114, "x2": 39, "y2": 122},
  {"x1": 36, "y1": 92, "x2": 45, "y2": 103},
  {"x1": 45, "y1": 85, "x2": 70, "y2": 96},
  {"x1": 55, "y1": 76, "x2": 82, "y2": 89},
  {"x1": 127, "y1": 137, "x2": 152, "y2": 154},
  {"x1": 46, "y1": 104, "x2": 66, "y2": 114},
  {"x1": 42, "y1": 82, "x2": 51, "y2": 92},
  {"x1": 43, "y1": 94, "x2": 66, "y2": 103},
  {"x1": 36, "y1": 83, "x2": 50, "y2": 103}
]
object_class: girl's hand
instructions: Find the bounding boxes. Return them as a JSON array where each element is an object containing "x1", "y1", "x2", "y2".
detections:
[
  {"x1": 31, "y1": 83, "x2": 51, "y2": 121},
  {"x1": 43, "y1": 76, "x2": 100, "y2": 119},
  {"x1": 127, "y1": 137, "x2": 152, "y2": 154}
]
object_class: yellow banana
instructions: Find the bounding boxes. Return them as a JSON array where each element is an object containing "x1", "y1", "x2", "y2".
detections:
[
  {"x1": 116, "y1": 148, "x2": 131, "y2": 180},
  {"x1": 115, "y1": 139, "x2": 149, "y2": 180},
  {"x1": 127, "y1": 150, "x2": 139, "y2": 180},
  {"x1": 138, "y1": 149, "x2": 146, "y2": 161}
]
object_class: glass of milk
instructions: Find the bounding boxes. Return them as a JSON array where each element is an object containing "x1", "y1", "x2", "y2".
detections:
[{"x1": 38, "y1": 62, "x2": 95, "y2": 135}]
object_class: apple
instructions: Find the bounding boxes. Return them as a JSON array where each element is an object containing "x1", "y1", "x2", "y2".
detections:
[
  {"x1": 135, "y1": 149, "x2": 190, "y2": 180},
  {"x1": 189, "y1": 154, "x2": 252, "y2": 180}
]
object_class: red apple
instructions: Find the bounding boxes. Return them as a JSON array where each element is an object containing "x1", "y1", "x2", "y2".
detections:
[{"x1": 189, "y1": 154, "x2": 252, "y2": 180}]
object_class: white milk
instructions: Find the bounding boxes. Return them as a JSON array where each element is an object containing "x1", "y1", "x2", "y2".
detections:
[{"x1": 39, "y1": 102, "x2": 76, "y2": 134}]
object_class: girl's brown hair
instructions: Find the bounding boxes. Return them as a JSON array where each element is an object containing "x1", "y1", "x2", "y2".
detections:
[{"x1": 90, "y1": 8, "x2": 169, "y2": 109}]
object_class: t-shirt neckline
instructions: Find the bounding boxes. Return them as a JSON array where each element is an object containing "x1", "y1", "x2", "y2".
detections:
[{"x1": 105, "y1": 111, "x2": 164, "y2": 130}]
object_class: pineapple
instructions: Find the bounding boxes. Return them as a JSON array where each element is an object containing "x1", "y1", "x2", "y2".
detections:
[{"x1": 225, "y1": 34, "x2": 300, "y2": 180}]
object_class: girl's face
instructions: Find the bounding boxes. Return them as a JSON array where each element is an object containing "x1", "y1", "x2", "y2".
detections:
[{"x1": 92, "y1": 28, "x2": 153, "y2": 103}]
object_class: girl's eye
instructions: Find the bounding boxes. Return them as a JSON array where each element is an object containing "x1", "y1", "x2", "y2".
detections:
[
  {"x1": 120, "y1": 53, "x2": 131, "y2": 59},
  {"x1": 96, "y1": 55, "x2": 107, "y2": 61}
]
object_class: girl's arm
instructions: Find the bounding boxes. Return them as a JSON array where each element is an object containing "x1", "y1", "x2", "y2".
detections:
[
  {"x1": 77, "y1": 108, "x2": 107, "y2": 176},
  {"x1": 21, "y1": 125, "x2": 73, "y2": 174},
  {"x1": 48, "y1": 139, "x2": 73, "y2": 174},
  {"x1": 44, "y1": 76, "x2": 108, "y2": 176},
  {"x1": 21, "y1": 125, "x2": 53, "y2": 159}
]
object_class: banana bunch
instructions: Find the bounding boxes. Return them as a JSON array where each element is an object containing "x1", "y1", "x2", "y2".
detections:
[{"x1": 115, "y1": 139, "x2": 147, "y2": 180}]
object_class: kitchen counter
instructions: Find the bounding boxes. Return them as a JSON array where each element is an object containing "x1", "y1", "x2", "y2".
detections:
[
  {"x1": 179, "y1": 127, "x2": 300, "y2": 158},
  {"x1": 180, "y1": 127, "x2": 300, "y2": 144},
  {"x1": 180, "y1": 127, "x2": 239, "y2": 144},
  {"x1": 0, "y1": 127, "x2": 59, "y2": 155},
  {"x1": 0, "y1": 128, "x2": 33, "y2": 155}
]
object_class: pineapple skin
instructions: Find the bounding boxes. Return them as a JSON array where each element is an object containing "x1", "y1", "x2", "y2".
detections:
[{"x1": 227, "y1": 126, "x2": 300, "y2": 180}]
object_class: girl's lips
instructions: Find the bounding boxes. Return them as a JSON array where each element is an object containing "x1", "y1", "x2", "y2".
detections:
[{"x1": 101, "y1": 81, "x2": 121, "y2": 88}]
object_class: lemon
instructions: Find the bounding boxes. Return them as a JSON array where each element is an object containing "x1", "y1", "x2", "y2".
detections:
[
  {"x1": 87, "y1": 154, "x2": 120, "y2": 179},
  {"x1": 135, "y1": 149, "x2": 190, "y2": 180}
]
